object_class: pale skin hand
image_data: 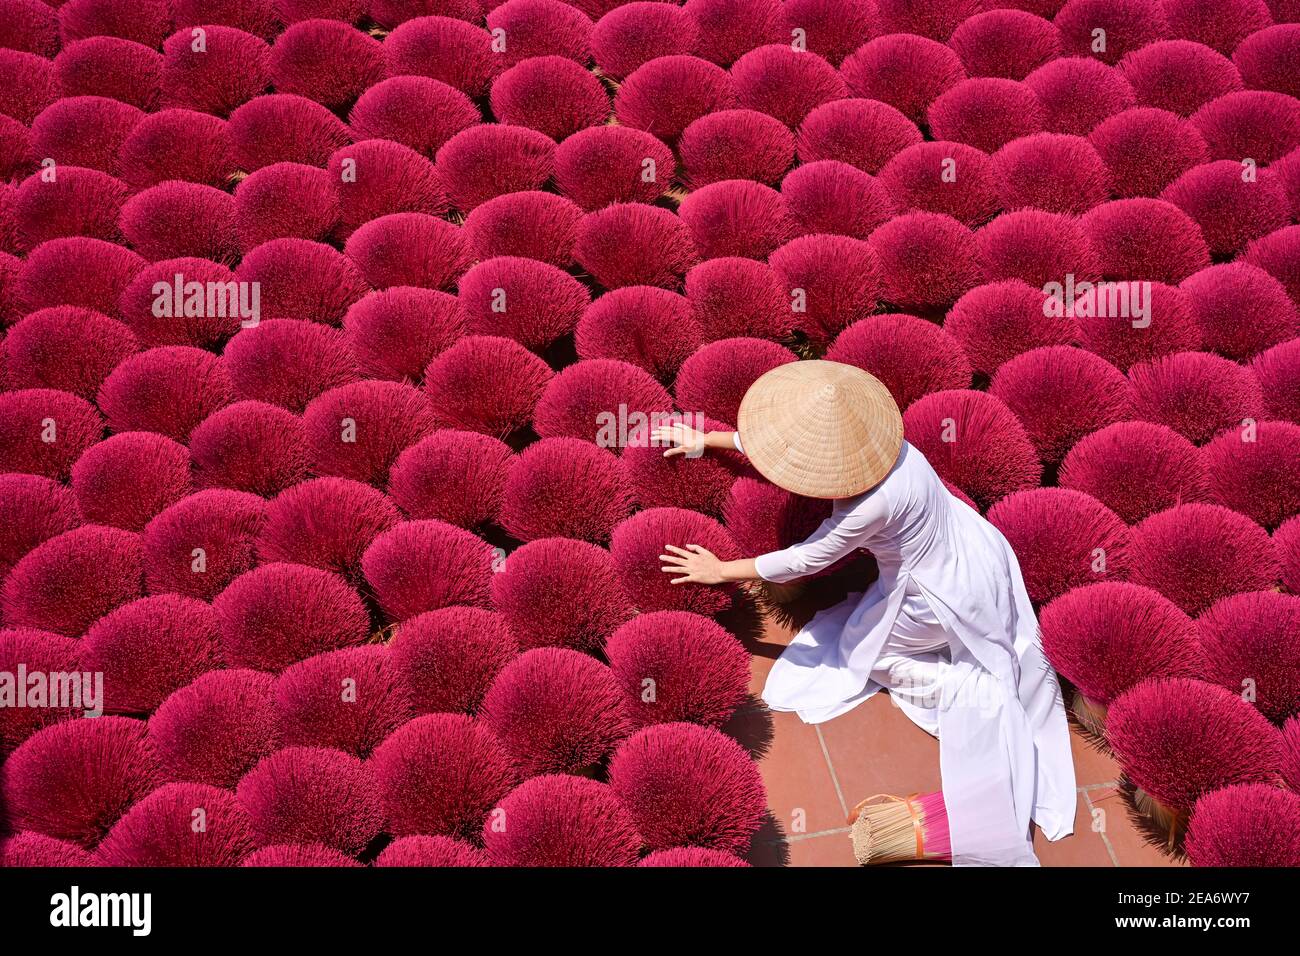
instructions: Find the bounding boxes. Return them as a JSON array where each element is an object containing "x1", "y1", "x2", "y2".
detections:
[
  {"x1": 649, "y1": 423, "x2": 738, "y2": 458},
  {"x1": 660, "y1": 544, "x2": 759, "y2": 585},
  {"x1": 652, "y1": 423, "x2": 761, "y2": 584}
]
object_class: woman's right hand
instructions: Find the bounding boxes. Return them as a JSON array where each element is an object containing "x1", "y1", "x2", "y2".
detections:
[{"x1": 651, "y1": 422, "x2": 708, "y2": 458}]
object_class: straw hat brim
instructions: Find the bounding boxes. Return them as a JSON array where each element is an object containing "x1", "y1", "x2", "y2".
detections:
[{"x1": 736, "y1": 360, "x2": 903, "y2": 499}]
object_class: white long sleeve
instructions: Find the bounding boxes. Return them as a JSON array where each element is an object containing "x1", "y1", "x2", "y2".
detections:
[{"x1": 753, "y1": 492, "x2": 890, "y2": 583}]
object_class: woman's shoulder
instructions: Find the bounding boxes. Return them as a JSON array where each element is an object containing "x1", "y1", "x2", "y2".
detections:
[
  {"x1": 833, "y1": 442, "x2": 929, "y2": 515},
  {"x1": 876, "y1": 440, "x2": 925, "y2": 489},
  {"x1": 893, "y1": 441, "x2": 939, "y2": 485}
]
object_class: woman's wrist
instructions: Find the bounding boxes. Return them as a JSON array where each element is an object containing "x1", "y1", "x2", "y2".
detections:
[
  {"x1": 719, "y1": 558, "x2": 760, "y2": 582},
  {"x1": 704, "y1": 430, "x2": 738, "y2": 450}
]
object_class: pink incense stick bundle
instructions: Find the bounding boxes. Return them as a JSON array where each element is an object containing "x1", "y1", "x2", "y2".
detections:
[{"x1": 848, "y1": 791, "x2": 951, "y2": 865}]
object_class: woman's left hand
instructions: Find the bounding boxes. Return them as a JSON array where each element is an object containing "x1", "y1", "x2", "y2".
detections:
[{"x1": 660, "y1": 544, "x2": 724, "y2": 584}]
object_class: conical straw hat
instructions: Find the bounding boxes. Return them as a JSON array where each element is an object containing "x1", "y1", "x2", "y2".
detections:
[{"x1": 736, "y1": 360, "x2": 903, "y2": 499}]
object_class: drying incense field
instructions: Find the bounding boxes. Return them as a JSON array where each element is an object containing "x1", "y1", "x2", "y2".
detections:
[{"x1": 0, "y1": 0, "x2": 1298, "y2": 868}]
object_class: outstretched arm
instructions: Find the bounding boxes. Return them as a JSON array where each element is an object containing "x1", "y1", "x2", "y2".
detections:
[
  {"x1": 753, "y1": 494, "x2": 889, "y2": 583},
  {"x1": 659, "y1": 493, "x2": 889, "y2": 586},
  {"x1": 650, "y1": 423, "x2": 741, "y2": 458}
]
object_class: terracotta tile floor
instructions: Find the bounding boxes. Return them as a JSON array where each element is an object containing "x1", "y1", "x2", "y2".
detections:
[{"x1": 726, "y1": 587, "x2": 1183, "y2": 868}]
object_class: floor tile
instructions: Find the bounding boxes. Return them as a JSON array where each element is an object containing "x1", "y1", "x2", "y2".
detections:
[
  {"x1": 1070, "y1": 727, "x2": 1120, "y2": 787},
  {"x1": 732, "y1": 706, "x2": 847, "y2": 837},
  {"x1": 785, "y1": 831, "x2": 859, "y2": 867},
  {"x1": 746, "y1": 647, "x2": 777, "y2": 699},
  {"x1": 1089, "y1": 787, "x2": 1185, "y2": 868},
  {"x1": 818, "y1": 693, "x2": 942, "y2": 810},
  {"x1": 1033, "y1": 794, "x2": 1116, "y2": 867}
]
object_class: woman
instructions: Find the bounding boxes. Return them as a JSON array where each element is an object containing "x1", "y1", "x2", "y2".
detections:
[{"x1": 655, "y1": 361, "x2": 1076, "y2": 866}]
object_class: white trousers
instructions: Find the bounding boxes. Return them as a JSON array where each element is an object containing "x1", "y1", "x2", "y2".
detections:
[{"x1": 872, "y1": 590, "x2": 950, "y2": 736}]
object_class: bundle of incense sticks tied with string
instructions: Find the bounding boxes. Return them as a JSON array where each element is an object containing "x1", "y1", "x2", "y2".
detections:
[{"x1": 848, "y1": 792, "x2": 952, "y2": 865}]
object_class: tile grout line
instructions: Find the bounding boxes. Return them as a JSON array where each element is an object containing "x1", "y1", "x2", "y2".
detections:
[
  {"x1": 764, "y1": 826, "x2": 854, "y2": 845},
  {"x1": 1078, "y1": 780, "x2": 1120, "y2": 793},
  {"x1": 1082, "y1": 790, "x2": 1122, "y2": 867},
  {"x1": 814, "y1": 724, "x2": 850, "y2": 819}
]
